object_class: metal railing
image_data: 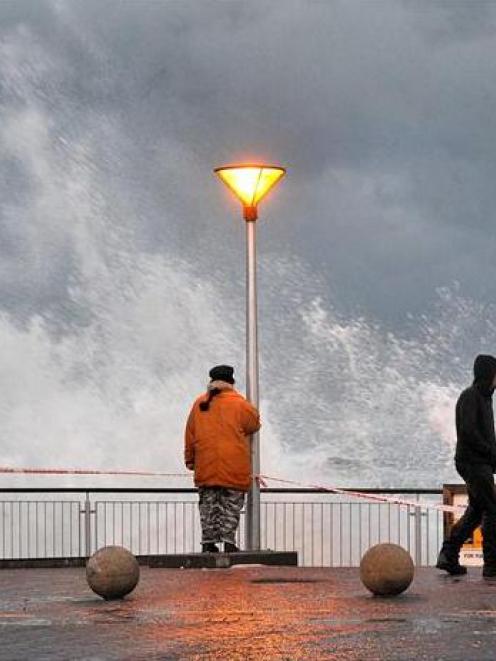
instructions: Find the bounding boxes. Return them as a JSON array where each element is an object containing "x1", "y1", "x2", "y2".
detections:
[{"x1": 0, "y1": 488, "x2": 445, "y2": 567}]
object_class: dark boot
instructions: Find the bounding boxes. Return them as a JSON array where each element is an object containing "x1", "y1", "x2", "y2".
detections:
[
  {"x1": 482, "y1": 512, "x2": 496, "y2": 573},
  {"x1": 202, "y1": 542, "x2": 219, "y2": 553},
  {"x1": 436, "y1": 549, "x2": 467, "y2": 575},
  {"x1": 224, "y1": 542, "x2": 240, "y2": 553}
]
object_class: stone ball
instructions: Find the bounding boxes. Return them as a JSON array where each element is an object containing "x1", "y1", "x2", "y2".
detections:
[
  {"x1": 360, "y1": 543, "x2": 414, "y2": 596},
  {"x1": 86, "y1": 545, "x2": 140, "y2": 600}
]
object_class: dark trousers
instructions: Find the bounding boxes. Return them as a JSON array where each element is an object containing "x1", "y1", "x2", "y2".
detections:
[{"x1": 441, "y1": 462, "x2": 496, "y2": 568}]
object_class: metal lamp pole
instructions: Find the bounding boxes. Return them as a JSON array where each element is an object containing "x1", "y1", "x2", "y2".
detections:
[
  {"x1": 214, "y1": 164, "x2": 286, "y2": 551},
  {"x1": 244, "y1": 205, "x2": 260, "y2": 550}
]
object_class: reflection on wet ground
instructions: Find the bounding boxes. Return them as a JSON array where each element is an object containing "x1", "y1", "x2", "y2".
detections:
[{"x1": 1, "y1": 566, "x2": 496, "y2": 659}]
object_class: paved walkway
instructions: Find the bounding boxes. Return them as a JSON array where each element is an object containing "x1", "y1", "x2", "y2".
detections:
[{"x1": 1, "y1": 565, "x2": 496, "y2": 660}]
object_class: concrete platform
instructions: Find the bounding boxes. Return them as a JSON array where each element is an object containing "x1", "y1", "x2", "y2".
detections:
[
  {"x1": 1, "y1": 566, "x2": 496, "y2": 660},
  {"x1": 146, "y1": 550, "x2": 298, "y2": 568},
  {"x1": 0, "y1": 550, "x2": 297, "y2": 570}
]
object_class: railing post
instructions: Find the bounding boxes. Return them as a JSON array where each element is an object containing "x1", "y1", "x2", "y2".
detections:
[
  {"x1": 84, "y1": 492, "x2": 92, "y2": 558},
  {"x1": 414, "y1": 504, "x2": 422, "y2": 567}
]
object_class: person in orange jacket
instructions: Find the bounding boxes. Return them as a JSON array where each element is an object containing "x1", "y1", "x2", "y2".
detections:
[{"x1": 184, "y1": 364, "x2": 261, "y2": 553}]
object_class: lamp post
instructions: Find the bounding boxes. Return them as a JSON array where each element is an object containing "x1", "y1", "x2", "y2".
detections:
[{"x1": 214, "y1": 164, "x2": 286, "y2": 550}]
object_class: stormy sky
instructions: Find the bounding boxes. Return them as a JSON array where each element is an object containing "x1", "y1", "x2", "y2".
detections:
[{"x1": 1, "y1": 0, "x2": 496, "y2": 486}]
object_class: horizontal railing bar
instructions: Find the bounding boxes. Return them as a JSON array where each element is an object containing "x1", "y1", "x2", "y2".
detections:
[
  {"x1": 0, "y1": 487, "x2": 444, "y2": 494},
  {"x1": 0, "y1": 500, "x2": 80, "y2": 504}
]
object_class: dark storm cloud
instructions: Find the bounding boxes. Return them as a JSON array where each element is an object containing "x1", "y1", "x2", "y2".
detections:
[
  {"x1": 5, "y1": 0, "x2": 496, "y2": 486},
  {"x1": 2, "y1": 0, "x2": 496, "y2": 326}
]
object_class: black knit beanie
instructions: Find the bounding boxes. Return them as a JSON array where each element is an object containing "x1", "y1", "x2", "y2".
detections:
[{"x1": 209, "y1": 365, "x2": 235, "y2": 384}]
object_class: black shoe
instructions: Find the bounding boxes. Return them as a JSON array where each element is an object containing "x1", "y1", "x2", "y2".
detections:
[
  {"x1": 436, "y1": 550, "x2": 467, "y2": 576},
  {"x1": 202, "y1": 543, "x2": 219, "y2": 553},
  {"x1": 224, "y1": 542, "x2": 240, "y2": 553}
]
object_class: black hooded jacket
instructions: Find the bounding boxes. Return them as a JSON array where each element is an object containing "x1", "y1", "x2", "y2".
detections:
[{"x1": 455, "y1": 354, "x2": 496, "y2": 469}]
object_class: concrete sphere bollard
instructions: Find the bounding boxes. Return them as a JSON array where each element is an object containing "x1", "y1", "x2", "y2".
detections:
[
  {"x1": 86, "y1": 545, "x2": 140, "y2": 600},
  {"x1": 360, "y1": 543, "x2": 414, "y2": 596}
]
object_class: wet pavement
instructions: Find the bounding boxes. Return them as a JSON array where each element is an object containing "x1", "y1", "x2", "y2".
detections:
[{"x1": 1, "y1": 566, "x2": 496, "y2": 660}]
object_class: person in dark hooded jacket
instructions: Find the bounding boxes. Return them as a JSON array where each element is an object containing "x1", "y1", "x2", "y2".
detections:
[{"x1": 437, "y1": 354, "x2": 496, "y2": 578}]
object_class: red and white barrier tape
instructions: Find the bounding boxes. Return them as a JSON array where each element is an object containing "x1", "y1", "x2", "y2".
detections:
[
  {"x1": 0, "y1": 465, "x2": 463, "y2": 513},
  {"x1": 258, "y1": 474, "x2": 464, "y2": 514},
  {"x1": 0, "y1": 466, "x2": 189, "y2": 478}
]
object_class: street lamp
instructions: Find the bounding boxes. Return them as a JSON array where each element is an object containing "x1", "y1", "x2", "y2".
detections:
[{"x1": 214, "y1": 163, "x2": 286, "y2": 550}]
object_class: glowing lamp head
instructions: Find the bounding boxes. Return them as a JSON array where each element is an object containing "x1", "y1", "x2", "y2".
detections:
[{"x1": 214, "y1": 164, "x2": 286, "y2": 220}]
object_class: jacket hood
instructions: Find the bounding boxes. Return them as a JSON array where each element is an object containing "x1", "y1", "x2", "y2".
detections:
[{"x1": 473, "y1": 354, "x2": 496, "y2": 392}]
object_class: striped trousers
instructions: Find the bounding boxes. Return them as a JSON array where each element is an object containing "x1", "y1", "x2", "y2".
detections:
[{"x1": 198, "y1": 486, "x2": 245, "y2": 544}]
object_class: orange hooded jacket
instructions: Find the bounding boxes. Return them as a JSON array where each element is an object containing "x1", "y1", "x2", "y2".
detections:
[{"x1": 184, "y1": 383, "x2": 261, "y2": 492}]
